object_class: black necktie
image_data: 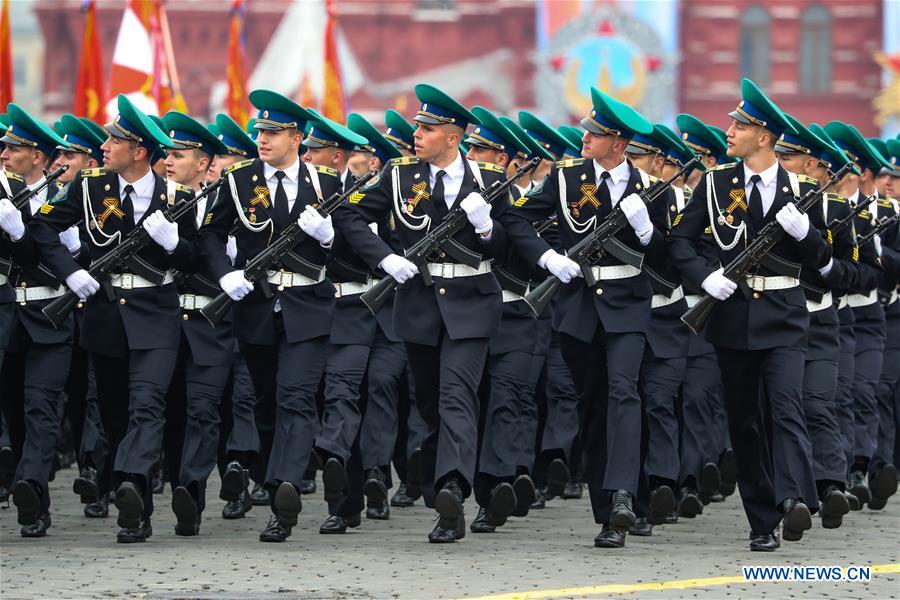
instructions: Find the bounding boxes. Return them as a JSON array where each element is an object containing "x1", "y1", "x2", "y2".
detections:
[
  {"x1": 273, "y1": 170, "x2": 289, "y2": 231},
  {"x1": 597, "y1": 170, "x2": 611, "y2": 215},
  {"x1": 122, "y1": 184, "x2": 135, "y2": 228},
  {"x1": 748, "y1": 174, "x2": 763, "y2": 229},
  {"x1": 432, "y1": 169, "x2": 446, "y2": 214}
]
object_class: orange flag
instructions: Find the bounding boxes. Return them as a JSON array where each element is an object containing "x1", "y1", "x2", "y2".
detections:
[
  {"x1": 0, "y1": 0, "x2": 12, "y2": 107},
  {"x1": 74, "y1": 0, "x2": 106, "y2": 125},
  {"x1": 321, "y1": 0, "x2": 345, "y2": 123},
  {"x1": 226, "y1": 0, "x2": 249, "y2": 126}
]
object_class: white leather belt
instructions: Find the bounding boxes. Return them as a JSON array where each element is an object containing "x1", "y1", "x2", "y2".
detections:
[
  {"x1": 685, "y1": 294, "x2": 703, "y2": 308},
  {"x1": 15, "y1": 285, "x2": 65, "y2": 303},
  {"x1": 847, "y1": 290, "x2": 878, "y2": 308},
  {"x1": 589, "y1": 264, "x2": 641, "y2": 281},
  {"x1": 889, "y1": 289, "x2": 898, "y2": 305},
  {"x1": 838, "y1": 295, "x2": 849, "y2": 310},
  {"x1": 426, "y1": 261, "x2": 491, "y2": 279},
  {"x1": 502, "y1": 288, "x2": 528, "y2": 303},
  {"x1": 652, "y1": 285, "x2": 684, "y2": 309},
  {"x1": 179, "y1": 293, "x2": 212, "y2": 311},
  {"x1": 333, "y1": 280, "x2": 377, "y2": 298},
  {"x1": 111, "y1": 272, "x2": 175, "y2": 289},
  {"x1": 0, "y1": 274, "x2": 7, "y2": 286},
  {"x1": 266, "y1": 269, "x2": 326, "y2": 288},
  {"x1": 745, "y1": 275, "x2": 799, "y2": 292},
  {"x1": 805, "y1": 291, "x2": 833, "y2": 313}
]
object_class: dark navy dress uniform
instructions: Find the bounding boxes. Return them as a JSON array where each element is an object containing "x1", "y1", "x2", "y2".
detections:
[
  {"x1": 498, "y1": 88, "x2": 671, "y2": 535},
  {"x1": 668, "y1": 83, "x2": 831, "y2": 541},
  {"x1": 30, "y1": 96, "x2": 199, "y2": 539}
]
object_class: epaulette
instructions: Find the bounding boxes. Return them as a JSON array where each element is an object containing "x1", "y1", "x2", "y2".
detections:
[
  {"x1": 647, "y1": 174, "x2": 661, "y2": 184},
  {"x1": 223, "y1": 159, "x2": 254, "y2": 175},
  {"x1": 825, "y1": 193, "x2": 846, "y2": 203},
  {"x1": 796, "y1": 174, "x2": 817, "y2": 185},
  {"x1": 4, "y1": 171, "x2": 23, "y2": 182},
  {"x1": 389, "y1": 157, "x2": 419, "y2": 167},
  {"x1": 313, "y1": 165, "x2": 339, "y2": 177},
  {"x1": 175, "y1": 182, "x2": 193, "y2": 194},
  {"x1": 708, "y1": 163, "x2": 735, "y2": 172},
  {"x1": 555, "y1": 158, "x2": 585, "y2": 168},
  {"x1": 80, "y1": 167, "x2": 105, "y2": 178},
  {"x1": 477, "y1": 161, "x2": 504, "y2": 174},
  {"x1": 877, "y1": 198, "x2": 894, "y2": 208}
]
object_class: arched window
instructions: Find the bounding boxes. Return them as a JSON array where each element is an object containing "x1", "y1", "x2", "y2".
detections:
[
  {"x1": 740, "y1": 6, "x2": 770, "y2": 87},
  {"x1": 799, "y1": 5, "x2": 832, "y2": 93}
]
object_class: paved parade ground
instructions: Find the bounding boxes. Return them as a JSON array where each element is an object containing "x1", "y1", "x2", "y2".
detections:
[{"x1": 1, "y1": 466, "x2": 898, "y2": 600}]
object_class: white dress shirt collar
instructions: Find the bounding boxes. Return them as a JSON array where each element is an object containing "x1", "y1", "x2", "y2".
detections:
[
  {"x1": 743, "y1": 159, "x2": 779, "y2": 188},
  {"x1": 264, "y1": 158, "x2": 300, "y2": 185}
]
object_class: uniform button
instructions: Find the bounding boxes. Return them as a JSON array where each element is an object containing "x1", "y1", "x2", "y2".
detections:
[
  {"x1": 119, "y1": 298, "x2": 126, "y2": 305},
  {"x1": 438, "y1": 287, "x2": 446, "y2": 295},
  {"x1": 18, "y1": 302, "x2": 25, "y2": 306},
  {"x1": 595, "y1": 288, "x2": 603, "y2": 296},
  {"x1": 182, "y1": 314, "x2": 189, "y2": 321},
  {"x1": 19, "y1": 282, "x2": 26, "y2": 288},
  {"x1": 76, "y1": 303, "x2": 83, "y2": 309},
  {"x1": 278, "y1": 285, "x2": 285, "y2": 292},
  {"x1": 752, "y1": 292, "x2": 760, "y2": 299},
  {"x1": 439, "y1": 251, "x2": 446, "y2": 258}
]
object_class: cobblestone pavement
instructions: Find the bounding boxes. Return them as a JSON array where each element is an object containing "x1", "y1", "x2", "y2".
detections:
[{"x1": 1, "y1": 467, "x2": 898, "y2": 599}]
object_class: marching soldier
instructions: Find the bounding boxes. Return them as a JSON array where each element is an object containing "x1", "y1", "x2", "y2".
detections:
[
  {"x1": 824, "y1": 122, "x2": 896, "y2": 508},
  {"x1": 333, "y1": 84, "x2": 510, "y2": 543},
  {"x1": 775, "y1": 115, "x2": 860, "y2": 528},
  {"x1": 0, "y1": 105, "x2": 78, "y2": 537},
  {"x1": 198, "y1": 90, "x2": 342, "y2": 543},
  {"x1": 156, "y1": 111, "x2": 231, "y2": 536},
  {"x1": 668, "y1": 79, "x2": 828, "y2": 551},
  {"x1": 498, "y1": 88, "x2": 671, "y2": 548},
  {"x1": 30, "y1": 94, "x2": 198, "y2": 543}
]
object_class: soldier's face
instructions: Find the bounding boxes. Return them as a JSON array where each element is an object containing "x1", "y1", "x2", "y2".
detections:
[
  {"x1": 581, "y1": 131, "x2": 620, "y2": 162},
  {"x1": 725, "y1": 119, "x2": 768, "y2": 158},
  {"x1": 466, "y1": 145, "x2": 507, "y2": 167},
  {"x1": 776, "y1": 152, "x2": 808, "y2": 175},
  {"x1": 256, "y1": 128, "x2": 301, "y2": 168},
  {"x1": 0, "y1": 144, "x2": 40, "y2": 178},
  {"x1": 101, "y1": 135, "x2": 142, "y2": 173},
  {"x1": 413, "y1": 123, "x2": 453, "y2": 162},
  {"x1": 302, "y1": 146, "x2": 339, "y2": 168},
  {"x1": 209, "y1": 154, "x2": 242, "y2": 182},
  {"x1": 887, "y1": 176, "x2": 899, "y2": 198},
  {"x1": 347, "y1": 151, "x2": 377, "y2": 178},
  {"x1": 874, "y1": 173, "x2": 889, "y2": 196},
  {"x1": 164, "y1": 149, "x2": 207, "y2": 185},
  {"x1": 55, "y1": 151, "x2": 91, "y2": 183},
  {"x1": 626, "y1": 152, "x2": 657, "y2": 176}
]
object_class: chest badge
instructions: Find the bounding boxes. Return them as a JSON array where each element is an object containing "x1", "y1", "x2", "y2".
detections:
[
  {"x1": 250, "y1": 186, "x2": 271, "y2": 208},
  {"x1": 97, "y1": 197, "x2": 125, "y2": 227}
]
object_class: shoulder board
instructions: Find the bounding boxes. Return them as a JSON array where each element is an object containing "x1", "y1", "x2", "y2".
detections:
[
  {"x1": 389, "y1": 157, "x2": 419, "y2": 167},
  {"x1": 4, "y1": 171, "x2": 23, "y2": 182},
  {"x1": 708, "y1": 163, "x2": 735, "y2": 172},
  {"x1": 223, "y1": 159, "x2": 254, "y2": 175},
  {"x1": 796, "y1": 174, "x2": 817, "y2": 185},
  {"x1": 554, "y1": 158, "x2": 585, "y2": 168},
  {"x1": 477, "y1": 161, "x2": 504, "y2": 174},
  {"x1": 175, "y1": 182, "x2": 193, "y2": 194},
  {"x1": 313, "y1": 165, "x2": 339, "y2": 177},
  {"x1": 825, "y1": 193, "x2": 846, "y2": 203},
  {"x1": 647, "y1": 174, "x2": 661, "y2": 184},
  {"x1": 80, "y1": 167, "x2": 105, "y2": 178},
  {"x1": 877, "y1": 199, "x2": 894, "y2": 208}
]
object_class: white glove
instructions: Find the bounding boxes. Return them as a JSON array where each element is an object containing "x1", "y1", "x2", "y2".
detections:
[
  {"x1": 701, "y1": 268, "x2": 737, "y2": 301},
  {"x1": 460, "y1": 192, "x2": 492, "y2": 234},
  {"x1": 0, "y1": 198, "x2": 25, "y2": 241},
  {"x1": 65, "y1": 269, "x2": 100, "y2": 301},
  {"x1": 775, "y1": 203, "x2": 809, "y2": 241},
  {"x1": 219, "y1": 270, "x2": 254, "y2": 301},
  {"x1": 142, "y1": 210, "x2": 179, "y2": 253},
  {"x1": 298, "y1": 205, "x2": 334, "y2": 245},
  {"x1": 226, "y1": 235, "x2": 238, "y2": 265},
  {"x1": 541, "y1": 251, "x2": 581, "y2": 284},
  {"x1": 379, "y1": 253, "x2": 418, "y2": 283},
  {"x1": 59, "y1": 226, "x2": 81, "y2": 254},
  {"x1": 620, "y1": 193, "x2": 652, "y2": 245},
  {"x1": 874, "y1": 234, "x2": 882, "y2": 257}
]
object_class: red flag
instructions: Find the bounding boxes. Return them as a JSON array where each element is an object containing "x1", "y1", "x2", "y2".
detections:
[
  {"x1": 226, "y1": 0, "x2": 249, "y2": 126},
  {"x1": 0, "y1": 0, "x2": 13, "y2": 107},
  {"x1": 321, "y1": 0, "x2": 345, "y2": 123},
  {"x1": 74, "y1": 0, "x2": 106, "y2": 125}
]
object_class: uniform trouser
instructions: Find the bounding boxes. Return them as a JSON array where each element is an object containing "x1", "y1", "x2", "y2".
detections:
[
  {"x1": 6, "y1": 335, "x2": 72, "y2": 513},
  {"x1": 802, "y1": 347, "x2": 847, "y2": 492},
  {"x1": 716, "y1": 345, "x2": 819, "y2": 535},
  {"x1": 532, "y1": 331, "x2": 579, "y2": 487},
  {"x1": 640, "y1": 350, "x2": 686, "y2": 485},
  {"x1": 241, "y1": 330, "x2": 328, "y2": 497},
  {"x1": 218, "y1": 351, "x2": 259, "y2": 474},
  {"x1": 853, "y1": 346, "x2": 885, "y2": 462},
  {"x1": 679, "y1": 351, "x2": 721, "y2": 488},
  {"x1": 405, "y1": 332, "x2": 488, "y2": 506},
  {"x1": 475, "y1": 349, "x2": 535, "y2": 509},
  {"x1": 66, "y1": 354, "x2": 105, "y2": 469},
  {"x1": 391, "y1": 369, "x2": 428, "y2": 482},
  {"x1": 516, "y1": 351, "x2": 544, "y2": 471},
  {"x1": 359, "y1": 330, "x2": 407, "y2": 472},
  {"x1": 561, "y1": 328, "x2": 644, "y2": 525},
  {"x1": 317, "y1": 343, "x2": 370, "y2": 464},
  {"x1": 165, "y1": 331, "x2": 231, "y2": 513},
  {"x1": 872, "y1": 343, "x2": 899, "y2": 475},
  {"x1": 80, "y1": 391, "x2": 107, "y2": 471},
  {"x1": 92, "y1": 348, "x2": 178, "y2": 520},
  {"x1": 835, "y1": 324, "x2": 856, "y2": 474}
]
